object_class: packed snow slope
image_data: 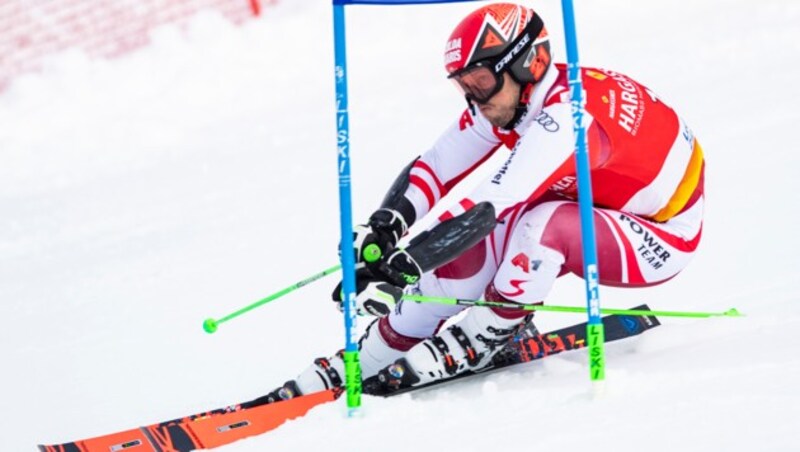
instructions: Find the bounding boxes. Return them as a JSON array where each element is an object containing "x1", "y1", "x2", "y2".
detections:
[{"x1": 2, "y1": 1, "x2": 799, "y2": 451}]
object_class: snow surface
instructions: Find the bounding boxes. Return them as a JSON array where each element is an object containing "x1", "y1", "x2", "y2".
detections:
[{"x1": 3, "y1": 1, "x2": 800, "y2": 451}]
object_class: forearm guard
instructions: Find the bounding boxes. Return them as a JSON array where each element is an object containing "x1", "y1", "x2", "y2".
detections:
[
  {"x1": 379, "y1": 158, "x2": 419, "y2": 228},
  {"x1": 405, "y1": 202, "x2": 496, "y2": 273}
]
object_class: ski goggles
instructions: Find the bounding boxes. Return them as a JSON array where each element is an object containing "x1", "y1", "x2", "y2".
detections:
[
  {"x1": 447, "y1": 14, "x2": 544, "y2": 104},
  {"x1": 449, "y1": 63, "x2": 506, "y2": 104}
]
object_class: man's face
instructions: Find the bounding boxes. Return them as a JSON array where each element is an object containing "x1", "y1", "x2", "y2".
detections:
[{"x1": 474, "y1": 72, "x2": 520, "y2": 128}]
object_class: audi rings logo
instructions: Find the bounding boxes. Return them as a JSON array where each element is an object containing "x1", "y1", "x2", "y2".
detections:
[{"x1": 534, "y1": 111, "x2": 559, "y2": 132}]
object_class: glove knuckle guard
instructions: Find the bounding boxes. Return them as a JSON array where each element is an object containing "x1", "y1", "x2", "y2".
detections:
[{"x1": 363, "y1": 300, "x2": 391, "y2": 317}]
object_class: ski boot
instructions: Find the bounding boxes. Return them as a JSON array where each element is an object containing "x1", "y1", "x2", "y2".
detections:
[
  {"x1": 242, "y1": 354, "x2": 344, "y2": 409},
  {"x1": 250, "y1": 317, "x2": 416, "y2": 405},
  {"x1": 371, "y1": 304, "x2": 532, "y2": 393}
]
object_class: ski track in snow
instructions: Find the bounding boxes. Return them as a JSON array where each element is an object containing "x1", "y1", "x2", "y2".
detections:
[{"x1": 2, "y1": 1, "x2": 799, "y2": 451}]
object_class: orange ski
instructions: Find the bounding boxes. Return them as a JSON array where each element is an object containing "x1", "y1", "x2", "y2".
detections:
[{"x1": 39, "y1": 388, "x2": 341, "y2": 452}]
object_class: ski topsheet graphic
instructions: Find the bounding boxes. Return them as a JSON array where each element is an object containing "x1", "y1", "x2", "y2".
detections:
[
  {"x1": 40, "y1": 305, "x2": 659, "y2": 451},
  {"x1": 39, "y1": 389, "x2": 341, "y2": 452}
]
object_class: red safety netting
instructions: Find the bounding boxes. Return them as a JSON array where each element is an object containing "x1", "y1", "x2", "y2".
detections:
[{"x1": 0, "y1": 0, "x2": 273, "y2": 91}]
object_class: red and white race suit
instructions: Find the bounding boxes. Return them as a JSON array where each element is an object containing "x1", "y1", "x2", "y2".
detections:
[{"x1": 385, "y1": 63, "x2": 705, "y2": 341}]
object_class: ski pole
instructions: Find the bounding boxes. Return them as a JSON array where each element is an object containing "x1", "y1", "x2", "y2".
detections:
[
  {"x1": 402, "y1": 294, "x2": 742, "y2": 319},
  {"x1": 201, "y1": 245, "x2": 384, "y2": 334},
  {"x1": 203, "y1": 264, "x2": 342, "y2": 334}
]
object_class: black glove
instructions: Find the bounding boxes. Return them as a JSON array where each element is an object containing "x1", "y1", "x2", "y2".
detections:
[
  {"x1": 350, "y1": 209, "x2": 407, "y2": 264},
  {"x1": 332, "y1": 268, "x2": 403, "y2": 317},
  {"x1": 332, "y1": 249, "x2": 422, "y2": 317},
  {"x1": 367, "y1": 249, "x2": 422, "y2": 287}
]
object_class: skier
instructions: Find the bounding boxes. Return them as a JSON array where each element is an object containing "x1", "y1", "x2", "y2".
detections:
[{"x1": 261, "y1": 1, "x2": 704, "y2": 400}]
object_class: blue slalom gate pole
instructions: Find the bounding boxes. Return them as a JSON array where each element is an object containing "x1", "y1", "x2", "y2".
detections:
[
  {"x1": 332, "y1": 1, "x2": 362, "y2": 414},
  {"x1": 330, "y1": 0, "x2": 484, "y2": 415},
  {"x1": 561, "y1": 0, "x2": 606, "y2": 383}
]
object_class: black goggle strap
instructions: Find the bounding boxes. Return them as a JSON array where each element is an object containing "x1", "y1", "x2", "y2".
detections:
[
  {"x1": 465, "y1": 94, "x2": 476, "y2": 116},
  {"x1": 491, "y1": 12, "x2": 544, "y2": 75}
]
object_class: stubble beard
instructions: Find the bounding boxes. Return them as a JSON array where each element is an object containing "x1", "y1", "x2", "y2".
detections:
[{"x1": 482, "y1": 103, "x2": 517, "y2": 129}]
